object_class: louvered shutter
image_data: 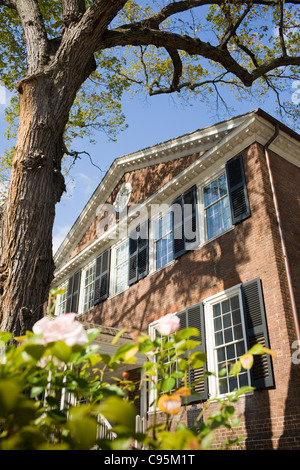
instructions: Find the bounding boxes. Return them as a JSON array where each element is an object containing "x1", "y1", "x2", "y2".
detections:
[
  {"x1": 138, "y1": 220, "x2": 149, "y2": 279},
  {"x1": 94, "y1": 249, "x2": 110, "y2": 305},
  {"x1": 66, "y1": 270, "x2": 81, "y2": 313},
  {"x1": 172, "y1": 185, "x2": 198, "y2": 258},
  {"x1": 184, "y1": 186, "x2": 198, "y2": 249},
  {"x1": 172, "y1": 194, "x2": 185, "y2": 258},
  {"x1": 128, "y1": 220, "x2": 149, "y2": 285},
  {"x1": 177, "y1": 303, "x2": 208, "y2": 403},
  {"x1": 241, "y1": 278, "x2": 274, "y2": 389},
  {"x1": 226, "y1": 154, "x2": 251, "y2": 224}
]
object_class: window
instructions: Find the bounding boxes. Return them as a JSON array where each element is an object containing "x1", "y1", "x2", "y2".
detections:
[
  {"x1": 82, "y1": 261, "x2": 95, "y2": 313},
  {"x1": 66, "y1": 270, "x2": 81, "y2": 313},
  {"x1": 94, "y1": 249, "x2": 110, "y2": 304},
  {"x1": 205, "y1": 279, "x2": 274, "y2": 398},
  {"x1": 154, "y1": 212, "x2": 174, "y2": 270},
  {"x1": 114, "y1": 240, "x2": 129, "y2": 294},
  {"x1": 208, "y1": 292, "x2": 250, "y2": 396},
  {"x1": 56, "y1": 282, "x2": 68, "y2": 316},
  {"x1": 172, "y1": 185, "x2": 198, "y2": 258},
  {"x1": 128, "y1": 220, "x2": 149, "y2": 285},
  {"x1": 147, "y1": 279, "x2": 274, "y2": 410},
  {"x1": 204, "y1": 173, "x2": 231, "y2": 240}
]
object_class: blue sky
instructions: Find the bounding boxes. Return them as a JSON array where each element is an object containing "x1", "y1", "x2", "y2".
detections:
[{"x1": 0, "y1": 79, "x2": 296, "y2": 255}]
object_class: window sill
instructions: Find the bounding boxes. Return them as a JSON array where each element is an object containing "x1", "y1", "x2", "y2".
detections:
[{"x1": 199, "y1": 226, "x2": 234, "y2": 248}]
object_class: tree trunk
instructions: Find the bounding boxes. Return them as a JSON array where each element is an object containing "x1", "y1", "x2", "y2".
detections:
[{"x1": 0, "y1": 75, "x2": 66, "y2": 337}]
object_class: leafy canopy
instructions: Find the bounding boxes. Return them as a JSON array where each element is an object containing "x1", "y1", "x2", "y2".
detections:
[{"x1": 0, "y1": 0, "x2": 300, "y2": 201}]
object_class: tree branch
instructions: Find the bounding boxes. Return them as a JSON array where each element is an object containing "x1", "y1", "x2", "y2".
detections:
[
  {"x1": 278, "y1": 0, "x2": 287, "y2": 56},
  {"x1": 99, "y1": 27, "x2": 256, "y2": 87},
  {"x1": 0, "y1": 0, "x2": 16, "y2": 8},
  {"x1": 15, "y1": 0, "x2": 49, "y2": 74},
  {"x1": 219, "y1": 4, "x2": 252, "y2": 49},
  {"x1": 62, "y1": 0, "x2": 86, "y2": 28}
]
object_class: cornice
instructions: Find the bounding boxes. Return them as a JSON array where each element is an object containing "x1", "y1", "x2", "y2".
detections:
[{"x1": 52, "y1": 111, "x2": 300, "y2": 285}]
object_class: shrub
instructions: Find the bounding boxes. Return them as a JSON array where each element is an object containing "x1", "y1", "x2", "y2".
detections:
[{"x1": 0, "y1": 312, "x2": 274, "y2": 450}]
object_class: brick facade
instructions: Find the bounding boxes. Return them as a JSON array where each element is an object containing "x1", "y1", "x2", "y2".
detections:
[{"x1": 53, "y1": 111, "x2": 300, "y2": 449}]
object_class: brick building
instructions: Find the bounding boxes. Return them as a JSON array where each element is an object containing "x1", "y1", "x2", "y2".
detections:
[{"x1": 52, "y1": 108, "x2": 300, "y2": 450}]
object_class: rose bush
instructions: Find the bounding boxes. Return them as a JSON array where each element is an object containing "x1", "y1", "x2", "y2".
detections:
[{"x1": 0, "y1": 307, "x2": 275, "y2": 451}]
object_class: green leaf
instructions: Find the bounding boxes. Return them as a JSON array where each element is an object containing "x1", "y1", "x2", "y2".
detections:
[
  {"x1": 248, "y1": 344, "x2": 265, "y2": 355},
  {"x1": 87, "y1": 328, "x2": 101, "y2": 343},
  {"x1": 97, "y1": 396, "x2": 136, "y2": 432},
  {"x1": 190, "y1": 351, "x2": 206, "y2": 368},
  {"x1": 175, "y1": 328, "x2": 200, "y2": 341},
  {"x1": 161, "y1": 377, "x2": 176, "y2": 393},
  {"x1": 68, "y1": 407, "x2": 98, "y2": 449},
  {"x1": 23, "y1": 344, "x2": 45, "y2": 361},
  {"x1": 0, "y1": 380, "x2": 20, "y2": 416},
  {"x1": 177, "y1": 358, "x2": 189, "y2": 371},
  {"x1": 0, "y1": 331, "x2": 12, "y2": 345},
  {"x1": 51, "y1": 341, "x2": 72, "y2": 362}
]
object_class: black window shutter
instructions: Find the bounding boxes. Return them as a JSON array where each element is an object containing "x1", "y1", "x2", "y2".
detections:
[
  {"x1": 172, "y1": 194, "x2": 185, "y2": 258},
  {"x1": 128, "y1": 220, "x2": 149, "y2": 286},
  {"x1": 183, "y1": 186, "x2": 198, "y2": 249},
  {"x1": 241, "y1": 278, "x2": 275, "y2": 389},
  {"x1": 177, "y1": 303, "x2": 208, "y2": 403},
  {"x1": 226, "y1": 154, "x2": 250, "y2": 224},
  {"x1": 172, "y1": 185, "x2": 198, "y2": 259},
  {"x1": 94, "y1": 249, "x2": 110, "y2": 305},
  {"x1": 138, "y1": 220, "x2": 149, "y2": 279},
  {"x1": 66, "y1": 270, "x2": 81, "y2": 313}
]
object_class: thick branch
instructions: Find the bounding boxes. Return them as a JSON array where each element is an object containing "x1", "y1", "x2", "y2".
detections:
[
  {"x1": 99, "y1": 25, "x2": 300, "y2": 87},
  {"x1": 99, "y1": 27, "x2": 256, "y2": 86},
  {"x1": 62, "y1": 0, "x2": 86, "y2": 28},
  {"x1": 15, "y1": 0, "x2": 49, "y2": 74}
]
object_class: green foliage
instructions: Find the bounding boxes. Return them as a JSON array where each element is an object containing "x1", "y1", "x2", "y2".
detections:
[
  {"x1": 0, "y1": 310, "x2": 274, "y2": 450},
  {"x1": 1, "y1": 1, "x2": 300, "y2": 200}
]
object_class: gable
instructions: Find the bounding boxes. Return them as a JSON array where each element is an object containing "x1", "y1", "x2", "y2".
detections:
[{"x1": 67, "y1": 151, "x2": 202, "y2": 262}]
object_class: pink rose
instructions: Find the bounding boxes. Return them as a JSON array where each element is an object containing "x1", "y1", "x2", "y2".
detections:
[
  {"x1": 157, "y1": 313, "x2": 180, "y2": 336},
  {"x1": 33, "y1": 314, "x2": 88, "y2": 346}
]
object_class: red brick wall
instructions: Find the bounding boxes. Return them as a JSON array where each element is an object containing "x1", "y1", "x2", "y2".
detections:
[{"x1": 78, "y1": 142, "x2": 300, "y2": 449}]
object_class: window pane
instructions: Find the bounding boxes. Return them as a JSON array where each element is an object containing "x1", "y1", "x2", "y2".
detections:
[
  {"x1": 204, "y1": 174, "x2": 231, "y2": 240},
  {"x1": 155, "y1": 213, "x2": 174, "y2": 270}
]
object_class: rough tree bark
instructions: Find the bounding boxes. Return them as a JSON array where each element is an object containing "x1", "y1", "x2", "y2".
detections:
[
  {"x1": 0, "y1": 0, "x2": 299, "y2": 336},
  {"x1": 0, "y1": 0, "x2": 127, "y2": 336}
]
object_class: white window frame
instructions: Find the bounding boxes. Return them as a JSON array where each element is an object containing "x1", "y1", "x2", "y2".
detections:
[
  {"x1": 54, "y1": 281, "x2": 68, "y2": 316},
  {"x1": 203, "y1": 285, "x2": 251, "y2": 399},
  {"x1": 110, "y1": 238, "x2": 129, "y2": 296},
  {"x1": 197, "y1": 168, "x2": 233, "y2": 245},
  {"x1": 78, "y1": 259, "x2": 96, "y2": 315},
  {"x1": 152, "y1": 210, "x2": 175, "y2": 272}
]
